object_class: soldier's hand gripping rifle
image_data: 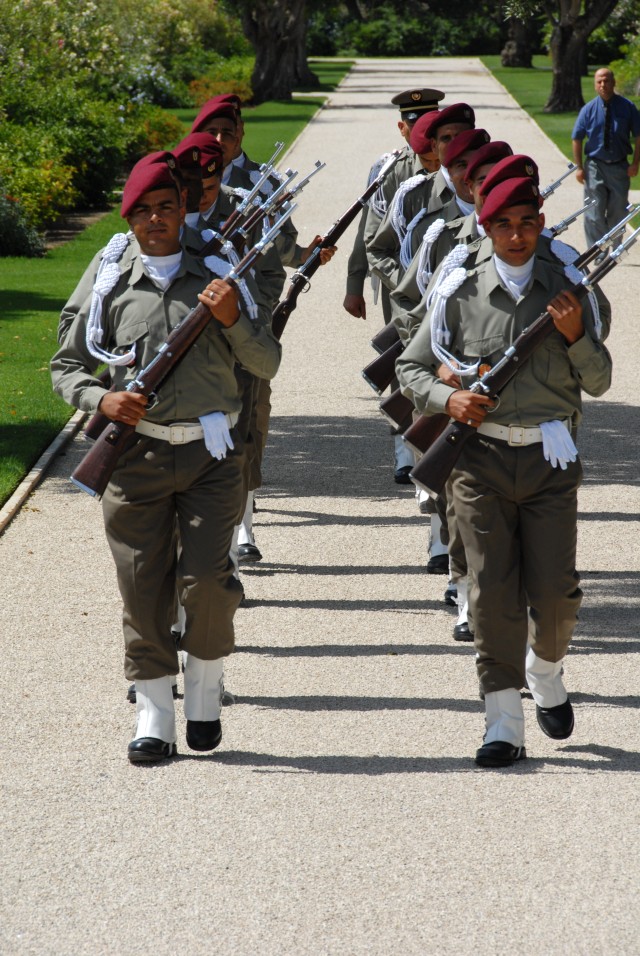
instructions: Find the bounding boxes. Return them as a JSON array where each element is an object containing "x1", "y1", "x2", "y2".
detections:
[
  {"x1": 70, "y1": 207, "x2": 295, "y2": 499},
  {"x1": 376, "y1": 203, "x2": 640, "y2": 433},
  {"x1": 367, "y1": 165, "x2": 583, "y2": 360},
  {"x1": 408, "y1": 223, "x2": 640, "y2": 497},
  {"x1": 270, "y1": 149, "x2": 403, "y2": 341}
]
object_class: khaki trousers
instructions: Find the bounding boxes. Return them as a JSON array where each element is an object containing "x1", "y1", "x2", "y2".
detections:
[
  {"x1": 249, "y1": 376, "x2": 272, "y2": 491},
  {"x1": 450, "y1": 436, "x2": 583, "y2": 695},
  {"x1": 102, "y1": 434, "x2": 244, "y2": 681}
]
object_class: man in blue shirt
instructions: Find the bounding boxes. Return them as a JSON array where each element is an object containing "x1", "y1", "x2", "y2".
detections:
[{"x1": 572, "y1": 67, "x2": 640, "y2": 247}]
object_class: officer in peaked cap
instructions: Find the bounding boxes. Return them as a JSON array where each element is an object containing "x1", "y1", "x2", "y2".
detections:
[
  {"x1": 391, "y1": 88, "x2": 446, "y2": 121},
  {"x1": 344, "y1": 87, "x2": 445, "y2": 325},
  {"x1": 343, "y1": 86, "x2": 444, "y2": 483}
]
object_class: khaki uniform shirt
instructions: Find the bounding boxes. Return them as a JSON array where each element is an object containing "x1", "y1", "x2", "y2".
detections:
[
  {"x1": 51, "y1": 246, "x2": 281, "y2": 419},
  {"x1": 193, "y1": 186, "x2": 286, "y2": 313},
  {"x1": 396, "y1": 253, "x2": 612, "y2": 428},
  {"x1": 366, "y1": 169, "x2": 453, "y2": 292}
]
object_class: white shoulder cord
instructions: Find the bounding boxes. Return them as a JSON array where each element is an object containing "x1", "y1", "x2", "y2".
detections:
[
  {"x1": 201, "y1": 231, "x2": 258, "y2": 322},
  {"x1": 390, "y1": 173, "x2": 425, "y2": 243},
  {"x1": 430, "y1": 267, "x2": 479, "y2": 379},
  {"x1": 425, "y1": 243, "x2": 470, "y2": 307},
  {"x1": 399, "y1": 208, "x2": 427, "y2": 270},
  {"x1": 231, "y1": 187, "x2": 251, "y2": 200},
  {"x1": 550, "y1": 239, "x2": 602, "y2": 339},
  {"x1": 85, "y1": 232, "x2": 134, "y2": 365},
  {"x1": 415, "y1": 218, "x2": 446, "y2": 293},
  {"x1": 367, "y1": 153, "x2": 391, "y2": 219}
]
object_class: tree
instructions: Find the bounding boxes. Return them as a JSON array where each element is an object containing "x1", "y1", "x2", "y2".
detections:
[
  {"x1": 236, "y1": 0, "x2": 319, "y2": 103},
  {"x1": 507, "y1": 1, "x2": 621, "y2": 112}
]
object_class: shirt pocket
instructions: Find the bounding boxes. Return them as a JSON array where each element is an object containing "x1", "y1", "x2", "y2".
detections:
[
  {"x1": 460, "y1": 333, "x2": 507, "y2": 364},
  {"x1": 530, "y1": 328, "x2": 573, "y2": 388}
]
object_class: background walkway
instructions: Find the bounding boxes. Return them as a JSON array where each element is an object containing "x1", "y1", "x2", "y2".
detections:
[{"x1": 2, "y1": 58, "x2": 640, "y2": 955}]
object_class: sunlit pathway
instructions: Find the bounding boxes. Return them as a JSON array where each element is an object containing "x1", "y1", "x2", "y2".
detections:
[{"x1": 2, "y1": 59, "x2": 639, "y2": 955}]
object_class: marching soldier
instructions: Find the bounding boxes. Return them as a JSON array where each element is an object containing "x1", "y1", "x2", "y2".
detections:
[
  {"x1": 344, "y1": 88, "x2": 444, "y2": 482},
  {"x1": 51, "y1": 156, "x2": 282, "y2": 763},
  {"x1": 396, "y1": 176, "x2": 612, "y2": 766}
]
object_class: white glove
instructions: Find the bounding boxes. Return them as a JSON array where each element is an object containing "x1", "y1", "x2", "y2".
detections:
[
  {"x1": 540, "y1": 420, "x2": 578, "y2": 470},
  {"x1": 199, "y1": 412, "x2": 234, "y2": 460}
]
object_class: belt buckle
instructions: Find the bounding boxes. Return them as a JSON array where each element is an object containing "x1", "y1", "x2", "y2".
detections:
[
  {"x1": 508, "y1": 425, "x2": 525, "y2": 446},
  {"x1": 168, "y1": 424, "x2": 187, "y2": 445}
]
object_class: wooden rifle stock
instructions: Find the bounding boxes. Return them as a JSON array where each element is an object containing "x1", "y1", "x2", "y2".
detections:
[
  {"x1": 71, "y1": 212, "x2": 294, "y2": 498},
  {"x1": 408, "y1": 251, "x2": 624, "y2": 497},
  {"x1": 71, "y1": 302, "x2": 214, "y2": 497},
  {"x1": 370, "y1": 322, "x2": 401, "y2": 354},
  {"x1": 379, "y1": 387, "x2": 416, "y2": 430},
  {"x1": 361, "y1": 338, "x2": 404, "y2": 394},
  {"x1": 270, "y1": 149, "x2": 403, "y2": 341}
]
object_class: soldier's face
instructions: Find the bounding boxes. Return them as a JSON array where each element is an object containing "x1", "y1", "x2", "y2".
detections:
[
  {"x1": 433, "y1": 123, "x2": 473, "y2": 163},
  {"x1": 468, "y1": 163, "x2": 498, "y2": 212},
  {"x1": 199, "y1": 175, "x2": 222, "y2": 213},
  {"x1": 484, "y1": 204, "x2": 544, "y2": 266},
  {"x1": 448, "y1": 150, "x2": 475, "y2": 203},
  {"x1": 127, "y1": 187, "x2": 184, "y2": 256},
  {"x1": 201, "y1": 118, "x2": 242, "y2": 165}
]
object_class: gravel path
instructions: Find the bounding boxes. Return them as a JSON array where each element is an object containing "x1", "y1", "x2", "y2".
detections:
[{"x1": 2, "y1": 58, "x2": 639, "y2": 955}]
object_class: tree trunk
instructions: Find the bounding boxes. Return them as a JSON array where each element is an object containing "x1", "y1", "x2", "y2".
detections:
[
  {"x1": 241, "y1": 0, "x2": 318, "y2": 104},
  {"x1": 545, "y1": 25, "x2": 587, "y2": 112},
  {"x1": 500, "y1": 17, "x2": 532, "y2": 68},
  {"x1": 542, "y1": 0, "x2": 621, "y2": 113}
]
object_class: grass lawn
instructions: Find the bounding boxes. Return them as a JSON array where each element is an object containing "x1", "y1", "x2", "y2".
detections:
[
  {"x1": 0, "y1": 59, "x2": 353, "y2": 508},
  {"x1": 481, "y1": 55, "x2": 640, "y2": 189}
]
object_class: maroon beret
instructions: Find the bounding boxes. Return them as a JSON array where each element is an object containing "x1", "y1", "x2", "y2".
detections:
[
  {"x1": 191, "y1": 97, "x2": 239, "y2": 133},
  {"x1": 443, "y1": 129, "x2": 490, "y2": 169},
  {"x1": 173, "y1": 133, "x2": 224, "y2": 176},
  {"x1": 428, "y1": 102, "x2": 475, "y2": 137},
  {"x1": 479, "y1": 154, "x2": 539, "y2": 198},
  {"x1": 409, "y1": 110, "x2": 441, "y2": 153},
  {"x1": 478, "y1": 176, "x2": 543, "y2": 225},
  {"x1": 464, "y1": 142, "x2": 513, "y2": 182},
  {"x1": 121, "y1": 154, "x2": 178, "y2": 217},
  {"x1": 409, "y1": 103, "x2": 475, "y2": 153}
]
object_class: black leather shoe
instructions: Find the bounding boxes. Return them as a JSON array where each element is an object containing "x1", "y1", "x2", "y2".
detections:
[
  {"x1": 453, "y1": 622, "x2": 474, "y2": 642},
  {"x1": 127, "y1": 737, "x2": 177, "y2": 764},
  {"x1": 238, "y1": 543, "x2": 262, "y2": 563},
  {"x1": 475, "y1": 740, "x2": 526, "y2": 768},
  {"x1": 426, "y1": 553, "x2": 449, "y2": 575},
  {"x1": 394, "y1": 465, "x2": 413, "y2": 484},
  {"x1": 444, "y1": 583, "x2": 457, "y2": 606},
  {"x1": 127, "y1": 682, "x2": 179, "y2": 704},
  {"x1": 536, "y1": 698, "x2": 574, "y2": 739},
  {"x1": 186, "y1": 719, "x2": 222, "y2": 752}
]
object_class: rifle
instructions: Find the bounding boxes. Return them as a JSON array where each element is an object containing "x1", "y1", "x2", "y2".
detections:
[
  {"x1": 199, "y1": 141, "x2": 285, "y2": 257},
  {"x1": 270, "y1": 149, "x2": 403, "y2": 341},
  {"x1": 370, "y1": 321, "x2": 401, "y2": 354},
  {"x1": 70, "y1": 208, "x2": 295, "y2": 499},
  {"x1": 540, "y1": 162, "x2": 578, "y2": 199},
  {"x1": 408, "y1": 224, "x2": 640, "y2": 497},
  {"x1": 376, "y1": 202, "x2": 637, "y2": 433},
  {"x1": 230, "y1": 160, "x2": 325, "y2": 254},
  {"x1": 361, "y1": 337, "x2": 404, "y2": 393},
  {"x1": 548, "y1": 198, "x2": 596, "y2": 238}
]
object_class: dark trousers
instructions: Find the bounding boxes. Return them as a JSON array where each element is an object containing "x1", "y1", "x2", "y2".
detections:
[
  {"x1": 102, "y1": 434, "x2": 244, "y2": 680},
  {"x1": 451, "y1": 436, "x2": 583, "y2": 696}
]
